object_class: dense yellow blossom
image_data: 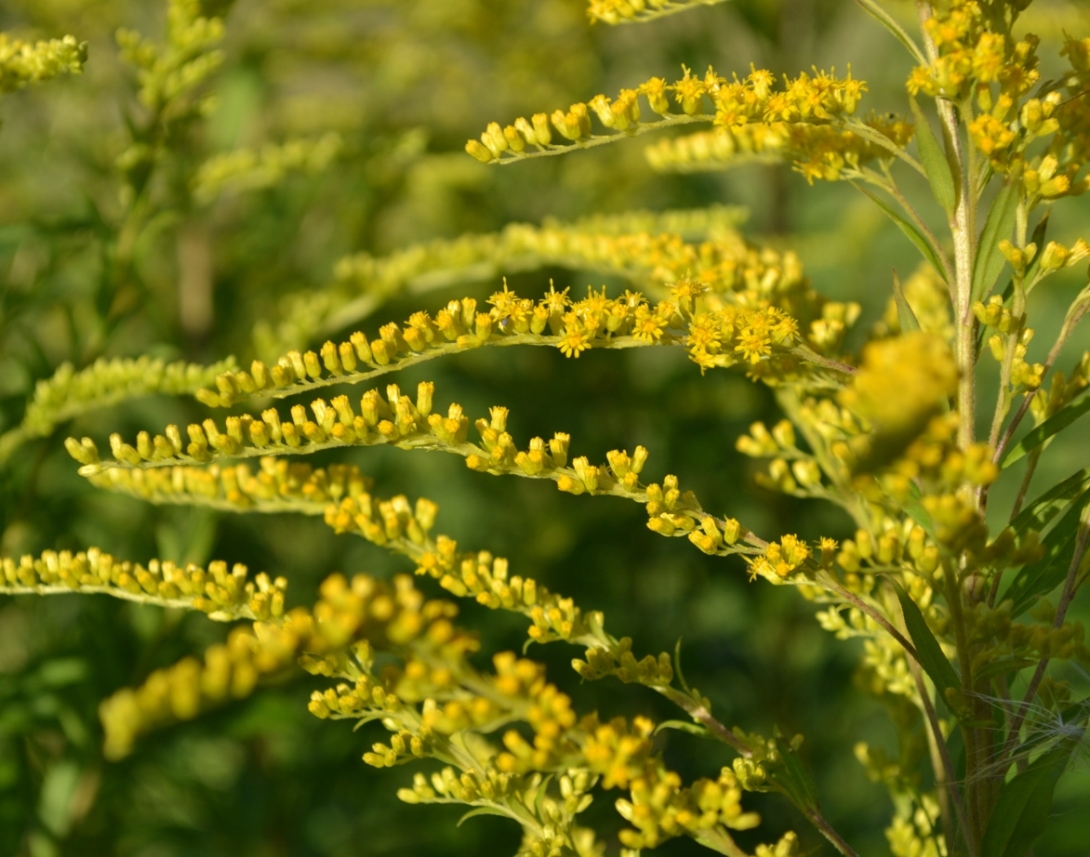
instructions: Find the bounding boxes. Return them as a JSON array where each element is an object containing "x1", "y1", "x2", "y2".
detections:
[
  {"x1": 0, "y1": 33, "x2": 86, "y2": 94},
  {"x1": 586, "y1": 0, "x2": 727, "y2": 26},
  {"x1": 0, "y1": 547, "x2": 285, "y2": 621},
  {"x1": 468, "y1": 65, "x2": 867, "y2": 165}
]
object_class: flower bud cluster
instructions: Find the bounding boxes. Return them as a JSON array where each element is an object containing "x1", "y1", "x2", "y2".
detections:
[
  {"x1": 100, "y1": 623, "x2": 299, "y2": 760},
  {"x1": 968, "y1": 599, "x2": 1090, "y2": 673},
  {"x1": 200, "y1": 285, "x2": 807, "y2": 411},
  {"x1": 468, "y1": 65, "x2": 866, "y2": 165},
  {"x1": 647, "y1": 113, "x2": 912, "y2": 185},
  {"x1": 89, "y1": 456, "x2": 372, "y2": 514},
  {"x1": 730, "y1": 730, "x2": 804, "y2": 792},
  {"x1": 842, "y1": 332, "x2": 956, "y2": 442},
  {"x1": 747, "y1": 535, "x2": 812, "y2": 582},
  {"x1": 325, "y1": 491, "x2": 438, "y2": 551},
  {"x1": 70, "y1": 381, "x2": 452, "y2": 472},
  {"x1": 193, "y1": 132, "x2": 342, "y2": 204},
  {"x1": 616, "y1": 765, "x2": 761, "y2": 850},
  {"x1": 586, "y1": 0, "x2": 724, "y2": 26},
  {"x1": 305, "y1": 573, "x2": 476, "y2": 659},
  {"x1": 571, "y1": 637, "x2": 674, "y2": 686},
  {"x1": 986, "y1": 326, "x2": 1045, "y2": 392},
  {"x1": 885, "y1": 794, "x2": 944, "y2": 857},
  {"x1": 1030, "y1": 352, "x2": 1089, "y2": 425},
  {"x1": 21, "y1": 356, "x2": 233, "y2": 440},
  {"x1": 116, "y1": 0, "x2": 224, "y2": 114},
  {"x1": 908, "y1": 1, "x2": 1039, "y2": 101},
  {"x1": 1, "y1": 547, "x2": 285, "y2": 621},
  {"x1": 308, "y1": 674, "x2": 400, "y2": 721},
  {"x1": 101, "y1": 571, "x2": 480, "y2": 758},
  {"x1": 0, "y1": 33, "x2": 87, "y2": 93},
  {"x1": 265, "y1": 206, "x2": 746, "y2": 353},
  {"x1": 397, "y1": 766, "x2": 518, "y2": 805},
  {"x1": 413, "y1": 535, "x2": 598, "y2": 644},
  {"x1": 736, "y1": 419, "x2": 826, "y2": 498},
  {"x1": 643, "y1": 473, "x2": 703, "y2": 535}
]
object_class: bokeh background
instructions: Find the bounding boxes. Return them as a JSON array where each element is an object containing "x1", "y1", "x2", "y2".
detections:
[{"x1": 1, "y1": 1, "x2": 1089, "y2": 854}]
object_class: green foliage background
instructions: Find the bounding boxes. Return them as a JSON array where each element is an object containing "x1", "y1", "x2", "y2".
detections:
[{"x1": 1, "y1": 0, "x2": 1088, "y2": 854}]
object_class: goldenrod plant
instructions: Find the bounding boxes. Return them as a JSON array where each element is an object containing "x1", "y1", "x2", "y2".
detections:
[{"x1": 2, "y1": 0, "x2": 1090, "y2": 855}]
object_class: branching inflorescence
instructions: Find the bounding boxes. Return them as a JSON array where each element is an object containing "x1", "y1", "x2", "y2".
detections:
[{"x1": 5, "y1": 1, "x2": 1090, "y2": 856}]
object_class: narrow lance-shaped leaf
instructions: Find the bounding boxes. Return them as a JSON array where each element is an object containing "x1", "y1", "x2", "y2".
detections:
[
  {"x1": 892, "y1": 270, "x2": 922, "y2": 333},
  {"x1": 894, "y1": 582, "x2": 961, "y2": 703},
  {"x1": 910, "y1": 98, "x2": 957, "y2": 218},
  {"x1": 1002, "y1": 492, "x2": 1090, "y2": 616},
  {"x1": 972, "y1": 181, "x2": 1020, "y2": 302},
  {"x1": 981, "y1": 744, "x2": 1071, "y2": 857},
  {"x1": 1001, "y1": 391, "x2": 1090, "y2": 468},
  {"x1": 854, "y1": 183, "x2": 950, "y2": 283},
  {"x1": 1010, "y1": 466, "x2": 1090, "y2": 536}
]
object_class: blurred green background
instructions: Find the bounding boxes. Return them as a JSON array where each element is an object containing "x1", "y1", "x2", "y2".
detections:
[{"x1": 1, "y1": 1, "x2": 1088, "y2": 854}]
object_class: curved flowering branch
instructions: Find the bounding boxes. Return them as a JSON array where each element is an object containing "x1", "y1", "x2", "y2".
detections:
[
  {"x1": 84, "y1": 454, "x2": 756, "y2": 757},
  {"x1": 95, "y1": 566, "x2": 791, "y2": 856},
  {"x1": 587, "y1": 0, "x2": 731, "y2": 26},
  {"x1": 203, "y1": 286, "x2": 813, "y2": 409},
  {"x1": 256, "y1": 205, "x2": 751, "y2": 354},
  {"x1": 0, "y1": 547, "x2": 286, "y2": 621},
  {"x1": 646, "y1": 114, "x2": 915, "y2": 183},
  {"x1": 0, "y1": 356, "x2": 236, "y2": 464},
  {"x1": 467, "y1": 66, "x2": 868, "y2": 165}
]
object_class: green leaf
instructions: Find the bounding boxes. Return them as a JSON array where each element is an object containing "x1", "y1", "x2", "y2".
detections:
[
  {"x1": 457, "y1": 806, "x2": 512, "y2": 827},
  {"x1": 893, "y1": 582, "x2": 961, "y2": 702},
  {"x1": 674, "y1": 637, "x2": 692, "y2": 694},
  {"x1": 1001, "y1": 391, "x2": 1090, "y2": 468},
  {"x1": 654, "y1": 719, "x2": 710, "y2": 738},
  {"x1": 892, "y1": 270, "x2": 922, "y2": 333},
  {"x1": 854, "y1": 183, "x2": 949, "y2": 282},
  {"x1": 972, "y1": 181, "x2": 1020, "y2": 302},
  {"x1": 910, "y1": 98, "x2": 957, "y2": 217},
  {"x1": 1010, "y1": 466, "x2": 1090, "y2": 537},
  {"x1": 1002, "y1": 492, "x2": 1090, "y2": 616},
  {"x1": 981, "y1": 744, "x2": 1069, "y2": 857},
  {"x1": 769, "y1": 735, "x2": 819, "y2": 812}
]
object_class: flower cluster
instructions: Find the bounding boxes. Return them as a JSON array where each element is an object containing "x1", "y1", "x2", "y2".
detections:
[
  {"x1": 580, "y1": 715, "x2": 763, "y2": 849},
  {"x1": 0, "y1": 547, "x2": 286, "y2": 621},
  {"x1": 115, "y1": 0, "x2": 225, "y2": 114},
  {"x1": 409, "y1": 535, "x2": 600, "y2": 645},
  {"x1": 85, "y1": 456, "x2": 372, "y2": 515},
  {"x1": 0, "y1": 33, "x2": 86, "y2": 94},
  {"x1": 907, "y1": 0, "x2": 1040, "y2": 101},
  {"x1": 18, "y1": 355, "x2": 235, "y2": 441},
  {"x1": 197, "y1": 286, "x2": 812, "y2": 411},
  {"x1": 193, "y1": 132, "x2": 343, "y2": 204},
  {"x1": 586, "y1": 0, "x2": 726, "y2": 26},
  {"x1": 572, "y1": 637, "x2": 674, "y2": 686},
  {"x1": 647, "y1": 114, "x2": 914, "y2": 184},
  {"x1": 99, "y1": 623, "x2": 299, "y2": 760},
  {"x1": 99, "y1": 571, "x2": 478, "y2": 760},
  {"x1": 467, "y1": 65, "x2": 867, "y2": 164},
  {"x1": 400, "y1": 768, "x2": 601, "y2": 857},
  {"x1": 747, "y1": 535, "x2": 813, "y2": 582},
  {"x1": 260, "y1": 205, "x2": 747, "y2": 353}
]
